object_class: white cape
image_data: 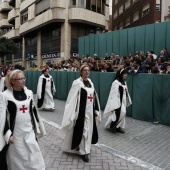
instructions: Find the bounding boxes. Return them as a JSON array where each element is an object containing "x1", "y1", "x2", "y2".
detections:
[
  {"x1": 104, "y1": 80, "x2": 132, "y2": 128},
  {"x1": 61, "y1": 77, "x2": 101, "y2": 155}
]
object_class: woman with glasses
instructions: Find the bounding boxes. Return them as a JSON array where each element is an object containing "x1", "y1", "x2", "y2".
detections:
[
  {"x1": 61, "y1": 64, "x2": 101, "y2": 162},
  {"x1": 104, "y1": 68, "x2": 132, "y2": 134},
  {"x1": 37, "y1": 68, "x2": 56, "y2": 111},
  {"x1": 0, "y1": 69, "x2": 46, "y2": 170}
]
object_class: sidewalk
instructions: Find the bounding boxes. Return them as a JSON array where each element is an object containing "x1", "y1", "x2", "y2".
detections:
[
  {"x1": 35, "y1": 96, "x2": 170, "y2": 170},
  {"x1": 39, "y1": 122, "x2": 147, "y2": 170}
]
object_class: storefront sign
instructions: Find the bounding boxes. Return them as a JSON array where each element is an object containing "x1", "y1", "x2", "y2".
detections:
[{"x1": 42, "y1": 52, "x2": 60, "y2": 59}]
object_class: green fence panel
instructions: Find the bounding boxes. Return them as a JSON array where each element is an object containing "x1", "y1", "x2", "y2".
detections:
[
  {"x1": 145, "y1": 24, "x2": 155, "y2": 53},
  {"x1": 31, "y1": 70, "x2": 39, "y2": 93},
  {"x1": 99, "y1": 33, "x2": 107, "y2": 59},
  {"x1": 89, "y1": 72, "x2": 100, "y2": 97},
  {"x1": 94, "y1": 34, "x2": 99, "y2": 57},
  {"x1": 99, "y1": 72, "x2": 115, "y2": 110},
  {"x1": 26, "y1": 71, "x2": 34, "y2": 91},
  {"x1": 84, "y1": 36, "x2": 90, "y2": 56},
  {"x1": 132, "y1": 74, "x2": 154, "y2": 121},
  {"x1": 52, "y1": 71, "x2": 68, "y2": 100},
  {"x1": 106, "y1": 31, "x2": 113, "y2": 55},
  {"x1": 78, "y1": 37, "x2": 85, "y2": 58},
  {"x1": 119, "y1": 29, "x2": 128, "y2": 56},
  {"x1": 135, "y1": 25, "x2": 146, "y2": 53},
  {"x1": 89, "y1": 34, "x2": 95, "y2": 57},
  {"x1": 126, "y1": 74, "x2": 133, "y2": 117},
  {"x1": 152, "y1": 74, "x2": 162, "y2": 122},
  {"x1": 127, "y1": 27, "x2": 135, "y2": 55},
  {"x1": 160, "y1": 75, "x2": 170, "y2": 126},
  {"x1": 154, "y1": 22, "x2": 166, "y2": 55},
  {"x1": 166, "y1": 22, "x2": 170, "y2": 52},
  {"x1": 67, "y1": 72, "x2": 77, "y2": 93},
  {"x1": 112, "y1": 31, "x2": 120, "y2": 55},
  {"x1": 50, "y1": 71, "x2": 58, "y2": 99}
]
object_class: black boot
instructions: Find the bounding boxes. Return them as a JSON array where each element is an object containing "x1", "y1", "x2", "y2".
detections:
[
  {"x1": 116, "y1": 127, "x2": 125, "y2": 133},
  {"x1": 81, "y1": 154, "x2": 89, "y2": 162}
]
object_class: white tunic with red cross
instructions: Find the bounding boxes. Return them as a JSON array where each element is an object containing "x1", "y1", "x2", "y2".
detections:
[
  {"x1": 6, "y1": 90, "x2": 45, "y2": 170},
  {"x1": 79, "y1": 86, "x2": 94, "y2": 154}
]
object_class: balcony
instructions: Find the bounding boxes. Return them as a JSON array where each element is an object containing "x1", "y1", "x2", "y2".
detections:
[
  {"x1": 20, "y1": 8, "x2": 65, "y2": 35},
  {"x1": 68, "y1": 8, "x2": 106, "y2": 27},
  {"x1": 9, "y1": 0, "x2": 15, "y2": 8},
  {"x1": 3, "y1": 28, "x2": 20, "y2": 39},
  {"x1": 0, "y1": 1, "x2": 12, "y2": 13},
  {"x1": 8, "y1": 8, "x2": 19, "y2": 24},
  {"x1": 20, "y1": 0, "x2": 35, "y2": 12},
  {"x1": 0, "y1": 19, "x2": 12, "y2": 28}
]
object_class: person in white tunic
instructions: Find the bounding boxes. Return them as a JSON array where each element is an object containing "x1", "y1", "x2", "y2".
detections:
[
  {"x1": 0, "y1": 69, "x2": 46, "y2": 170},
  {"x1": 61, "y1": 64, "x2": 101, "y2": 162},
  {"x1": 37, "y1": 68, "x2": 56, "y2": 110},
  {"x1": 104, "y1": 68, "x2": 132, "y2": 133},
  {"x1": 0, "y1": 68, "x2": 11, "y2": 92}
]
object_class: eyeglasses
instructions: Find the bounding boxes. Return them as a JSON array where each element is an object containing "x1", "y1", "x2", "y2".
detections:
[
  {"x1": 14, "y1": 77, "x2": 26, "y2": 81},
  {"x1": 82, "y1": 69, "x2": 90, "y2": 72}
]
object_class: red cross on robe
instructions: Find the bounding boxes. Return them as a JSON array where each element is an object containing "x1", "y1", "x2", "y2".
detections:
[
  {"x1": 20, "y1": 105, "x2": 28, "y2": 113},
  {"x1": 48, "y1": 79, "x2": 50, "y2": 82},
  {"x1": 88, "y1": 94, "x2": 93, "y2": 102}
]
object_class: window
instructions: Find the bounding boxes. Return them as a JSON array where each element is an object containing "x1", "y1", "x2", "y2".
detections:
[
  {"x1": 156, "y1": 4, "x2": 160, "y2": 11},
  {"x1": 21, "y1": 10, "x2": 28, "y2": 24},
  {"x1": 35, "y1": 0, "x2": 50, "y2": 16},
  {"x1": 142, "y1": 3, "x2": 150, "y2": 17},
  {"x1": 125, "y1": 17, "x2": 130, "y2": 27},
  {"x1": 119, "y1": 22, "x2": 123, "y2": 30},
  {"x1": 125, "y1": 0, "x2": 131, "y2": 10},
  {"x1": 70, "y1": 0, "x2": 76, "y2": 7},
  {"x1": 115, "y1": 0, "x2": 118, "y2": 5},
  {"x1": 133, "y1": 10, "x2": 139, "y2": 22},
  {"x1": 119, "y1": 5, "x2": 123, "y2": 15},
  {"x1": 132, "y1": 0, "x2": 139, "y2": 4},
  {"x1": 113, "y1": 10, "x2": 118, "y2": 19},
  {"x1": 78, "y1": 0, "x2": 85, "y2": 8}
]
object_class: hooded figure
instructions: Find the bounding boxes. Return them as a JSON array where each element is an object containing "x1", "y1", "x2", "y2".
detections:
[{"x1": 104, "y1": 68, "x2": 132, "y2": 133}]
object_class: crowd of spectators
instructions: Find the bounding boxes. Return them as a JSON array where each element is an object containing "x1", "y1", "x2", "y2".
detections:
[{"x1": 1, "y1": 47, "x2": 170, "y2": 77}]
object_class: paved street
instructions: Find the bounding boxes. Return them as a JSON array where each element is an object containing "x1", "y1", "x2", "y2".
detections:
[{"x1": 35, "y1": 96, "x2": 170, "y2": 170}]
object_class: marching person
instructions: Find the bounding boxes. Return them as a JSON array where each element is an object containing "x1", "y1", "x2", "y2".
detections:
[
  {"x1": 104, "y1": 68, "x2": 132, "y2": 133},
  {"x1": 0, "y1": 68, "x2": 11, "y2": 92},
  {"x1": 0, "y1": 69, "x2": 46, "y2": 170},
  {"x1": 61, "y1": 64, "x2": 101, "y2": 162},
  {"x1": 37, "y1": 68, "x2": 56, "y2": 111}
]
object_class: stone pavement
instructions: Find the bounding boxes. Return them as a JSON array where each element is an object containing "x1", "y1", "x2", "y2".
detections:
[{"x1": 34, "y1": 96, "x2": 170, "y2": 170}]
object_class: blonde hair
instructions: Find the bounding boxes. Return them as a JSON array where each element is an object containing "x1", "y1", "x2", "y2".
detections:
[{"x1": 5, "y1": 69, "x2": 24, "y2": 89}]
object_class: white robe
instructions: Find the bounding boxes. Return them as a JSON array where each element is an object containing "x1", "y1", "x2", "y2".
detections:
[
  {"x1": 0, "y1": 87, "x2": 46, "y2": 170},
  {"x1": 61, "y1": 77, "x2": 101, "y2": 155},
  {"x1": 104, "y1": 80, "x2": 132, "y2": 129},
  {"x1": 37, "y1": 74, "x2": 56, "y2": 109},
  {"x1": 0, "y1": 76, "x2": 5, "y2": 92}
]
